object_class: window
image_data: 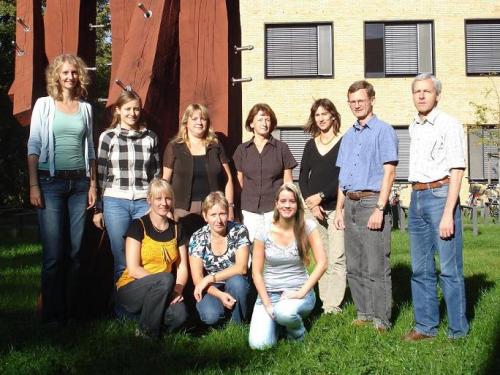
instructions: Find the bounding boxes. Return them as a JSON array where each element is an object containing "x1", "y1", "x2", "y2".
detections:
[
  {"x1": 465, "y1": 20, "x2": 500, "y2": 75},
  {"x1": 468, "y1": 126, "x2": 499, "y2": 181},
  {"x1": 365, "y1": 21, "x2": 434, "y2": 77},
  {"x1": 273, "y1": 128, "x2": 311, "y2": 181},
  {"x1": 265, "y1": 23, "x2": 333, "y2": 78},
  {"x1": 394, "y1": 126, "x2": 410, "y2": 181}
]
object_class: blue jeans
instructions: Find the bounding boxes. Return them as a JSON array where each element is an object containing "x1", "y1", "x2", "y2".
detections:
[
  {"x1": 103, "y1": 197, "x2": 149, "y2": 281},
  {"x1": 196, "y1": 275, "x2": 250, "y2": 325},
  {"x1": 409, "y1": 185, "x2": 469, "y2": 338},
  {"x1": 248, "y1": 290, "x2": 316, "y2": 350},
  {"x1": 38, "y1": 175, "x2": 89, "y2": 323}
]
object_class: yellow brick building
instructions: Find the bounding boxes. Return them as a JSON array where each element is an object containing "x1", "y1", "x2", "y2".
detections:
[{"x1": 238, "y1": 0, "x2": 500, "y2": 203}]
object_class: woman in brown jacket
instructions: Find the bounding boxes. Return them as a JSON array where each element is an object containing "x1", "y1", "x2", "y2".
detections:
[{"x1": 162, "y1": 104, "x2": 234, "y2": 235}]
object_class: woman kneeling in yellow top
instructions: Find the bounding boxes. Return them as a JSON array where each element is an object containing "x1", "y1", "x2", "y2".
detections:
[{"x1": 116, "y1": 178, "x2": 189, "y2": 338}]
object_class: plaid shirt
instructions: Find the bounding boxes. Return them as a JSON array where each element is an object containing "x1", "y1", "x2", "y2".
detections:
[{"x1": 96, "y1": 126, "x2": 160, "y2": 201}]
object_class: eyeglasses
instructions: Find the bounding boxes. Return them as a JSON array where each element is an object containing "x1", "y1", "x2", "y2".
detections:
[{"x1": 347, "y1": 99, "x2": 368, "y2": 106}]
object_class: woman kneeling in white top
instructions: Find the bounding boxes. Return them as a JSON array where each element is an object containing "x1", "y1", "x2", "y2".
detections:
[{"x1": 249, "y1": 183, "x2": 327, "y2": 349}]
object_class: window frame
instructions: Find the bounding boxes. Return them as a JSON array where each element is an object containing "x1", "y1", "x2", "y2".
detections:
[
  {"x1": 467, "y1": 125, "x2": 499, "y2": 182},
  {"x1": 364, "y1": 20, "x2": 435, "y2": 78},
  {"x1": 393, "y1": 125, "x2": 410, "y2": 182},
  {"x1": 464, "y1": 19, "x2": 500, "y2": 76},
  {"x1": 264, "y1": 22, "x2": 334, "y2": 79},
  {"x1": 272, "y1": 127, "x2": 312, "y2": 181}
]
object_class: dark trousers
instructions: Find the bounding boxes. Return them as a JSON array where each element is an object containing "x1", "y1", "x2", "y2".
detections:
[
  {"x1": 344, "y1": 194, "x2": 392, "y2": 328},
  {"x1": 117, "y1": 272, "x2": 187, "y2": 336}
]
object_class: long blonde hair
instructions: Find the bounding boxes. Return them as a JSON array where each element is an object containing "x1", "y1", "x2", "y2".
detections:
[
  {"x1": 45, "y1": 54, "x2": 90, "y2": 100},
  {"x1": 273, "y1": 183, "x2": 310, "y2": 265},
  {"x1": 108, "y1": 90, "x2": 145, "y2": 130},
  {"x1": 174, "y1": 104, "x2": 218, "y2": 146}
]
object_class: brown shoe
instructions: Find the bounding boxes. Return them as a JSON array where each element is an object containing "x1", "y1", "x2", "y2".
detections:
[
  {"x1": 351, "y1": 319, "x2": 371, "y2": 327},
  {"x1": 402, "y1": 330, "x2": 434, "y2": 342}
]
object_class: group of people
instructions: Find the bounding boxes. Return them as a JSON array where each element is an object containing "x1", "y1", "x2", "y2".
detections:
[{"x1": 27, "y1": 53, "x2": 469, "y2": 349}]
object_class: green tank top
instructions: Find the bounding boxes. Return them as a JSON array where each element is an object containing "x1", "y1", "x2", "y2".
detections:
[{"x1": 38, "y1": 107, "x2": 86, "y2": 171}]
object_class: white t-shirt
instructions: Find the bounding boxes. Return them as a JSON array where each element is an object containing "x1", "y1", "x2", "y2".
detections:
[{"x1": 255, "y1": 219, "x2": 316, "y2": 292}]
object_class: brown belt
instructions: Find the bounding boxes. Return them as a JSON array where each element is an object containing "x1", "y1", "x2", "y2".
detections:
[
  {"x1": 346, "y1": 191, "x2": 377, "y2": 201},
  {"x1": 412, "y1": 177, "x2": 450, "y2": 191}
]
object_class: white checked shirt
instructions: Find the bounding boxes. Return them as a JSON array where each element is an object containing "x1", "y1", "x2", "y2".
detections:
[{"x1": 408, "y1": 107, "x2": 466, "y2": 183}]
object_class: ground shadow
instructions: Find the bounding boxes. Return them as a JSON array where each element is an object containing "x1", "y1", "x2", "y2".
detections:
[
  {"x1": 78, "y1": 216, "x2": 114, "y2": 320},
  {"x1": 482, "y1": 314, "x2": 500, "y2": 374},
  {"x1": 464, "y1": 273, "x2": 495, "y2": 321},
  {"x1": 391, "y1": 263, "x2": 413, "y2": 322}
]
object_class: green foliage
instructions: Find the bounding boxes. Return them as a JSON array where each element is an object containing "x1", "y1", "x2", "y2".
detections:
[
  {"x1": 95, "y1": 0, "x2": 111, "y2": 102},
  {"x1": 469, "y1": 75, "x2": 500, "y2": 149},
  {"x1": 1, "y1": 227, "x2": 499, "y2": 374},
  {"x1": 0, "y1": 0, "x2": 30, "y2": 207}
]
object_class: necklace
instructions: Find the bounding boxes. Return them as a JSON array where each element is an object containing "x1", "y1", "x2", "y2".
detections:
[
  {"x1": 151, "y1": 220, "x2": 168, "y2": 233},
  {"x1": 318, "y1": 134, "x2": 335, "y2": 145}
]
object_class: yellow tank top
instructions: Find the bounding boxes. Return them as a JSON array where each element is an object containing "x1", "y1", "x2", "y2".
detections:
[{"x1": 116, "y1": 218, "x2": 178, "y2": 289}]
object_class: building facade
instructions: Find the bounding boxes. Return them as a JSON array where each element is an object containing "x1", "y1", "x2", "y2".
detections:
[{"x1": 238, "y1": 0, "x2": 500, "y2": 198}]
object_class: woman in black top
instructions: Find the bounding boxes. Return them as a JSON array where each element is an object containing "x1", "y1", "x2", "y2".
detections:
[
  {"x1": 162, "y1": 104, "x2": 234, "y2": 236},
  {"x1": 299, "y1": 98, "x2": 346, "y2": 314}
]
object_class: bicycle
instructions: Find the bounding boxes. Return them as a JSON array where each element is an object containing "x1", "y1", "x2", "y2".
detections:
[{"x1": 483, "y1": 183, "x2": 500, "y2": 222}]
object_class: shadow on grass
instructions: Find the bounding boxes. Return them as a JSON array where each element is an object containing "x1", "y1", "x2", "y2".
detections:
[
  {"x1": 391, "y1": 263, "x2": 413, "y2": 322},
  {"x1": 464, "y1": 273, "x2": 495, "y2": 321},
  {"x1": 482, "y1": 314, "x2": 500, "y2": 374},
  {"x1": 0, "y1": 314, "x2": 253, "y2": 373}
]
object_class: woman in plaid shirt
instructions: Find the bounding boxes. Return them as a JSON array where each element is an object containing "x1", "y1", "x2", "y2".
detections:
[{"x1": 93, "y1": 90, "x2": 160, "y2": 286}]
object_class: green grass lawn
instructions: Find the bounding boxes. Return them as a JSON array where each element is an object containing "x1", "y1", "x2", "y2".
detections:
[{"x1": 1, "y1": 225, "x2": 499, "y2": 374}]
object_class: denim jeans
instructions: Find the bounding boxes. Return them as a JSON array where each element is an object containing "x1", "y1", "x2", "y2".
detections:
[
  {"x1": 248, "y1": 290, "x2": 316, "y2": 350},
  {"x1": 409, "y1": 185, "x2": 469, "y2": 338},
  {"x1": 103, "y1": 196, "x2": 149, "y2": 281},
  {"x1": 38, "y1": 175, "x2": 89, "y2": 323},
  {"x1": 344, "y1": 194, "x2": 392, "y2": 329},
  {"x1": 196, "y1": 275, "x2": 250, "y2": 326}
]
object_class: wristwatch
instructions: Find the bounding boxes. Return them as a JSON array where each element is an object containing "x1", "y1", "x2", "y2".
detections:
[
  {"x1": 319, "y1": 192, "x2": 326, "y2": 201},
  {"x1": 376, "y1": 203, "x2": 385, "y2": 212}
]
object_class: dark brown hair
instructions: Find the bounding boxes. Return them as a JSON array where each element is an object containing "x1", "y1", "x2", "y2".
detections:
[
  {"x1": 304, "y1": 98, "x2": 341, "y2": 137},
  {"x1": 245, "y1": 103, "x2": 277, "y2": 133}
]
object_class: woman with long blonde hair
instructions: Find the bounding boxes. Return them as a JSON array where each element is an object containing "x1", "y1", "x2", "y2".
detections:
[
  {"x1": 27, "y1": 54, "x2": 96, "y2": 325},
  {"x1": 162, "y1": 104, "x2": 234, "y2": 235},
  {"x1": 248, "y1": 183, "x2": 327, "y2": 349}
]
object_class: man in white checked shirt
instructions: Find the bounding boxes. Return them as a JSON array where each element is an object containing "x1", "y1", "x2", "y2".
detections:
[{"x1": 403, "y1": 74, "x2": 469, "y2": 342}]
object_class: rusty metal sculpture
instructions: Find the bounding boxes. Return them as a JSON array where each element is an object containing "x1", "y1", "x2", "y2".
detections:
[{"x1": 9, "y1": 0, "x2": 242, "y2": 152}]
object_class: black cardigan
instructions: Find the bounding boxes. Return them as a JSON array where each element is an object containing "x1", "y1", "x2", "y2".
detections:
[{"x1": 164, "y1": 141, "x2": 228, "y2": 210}]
